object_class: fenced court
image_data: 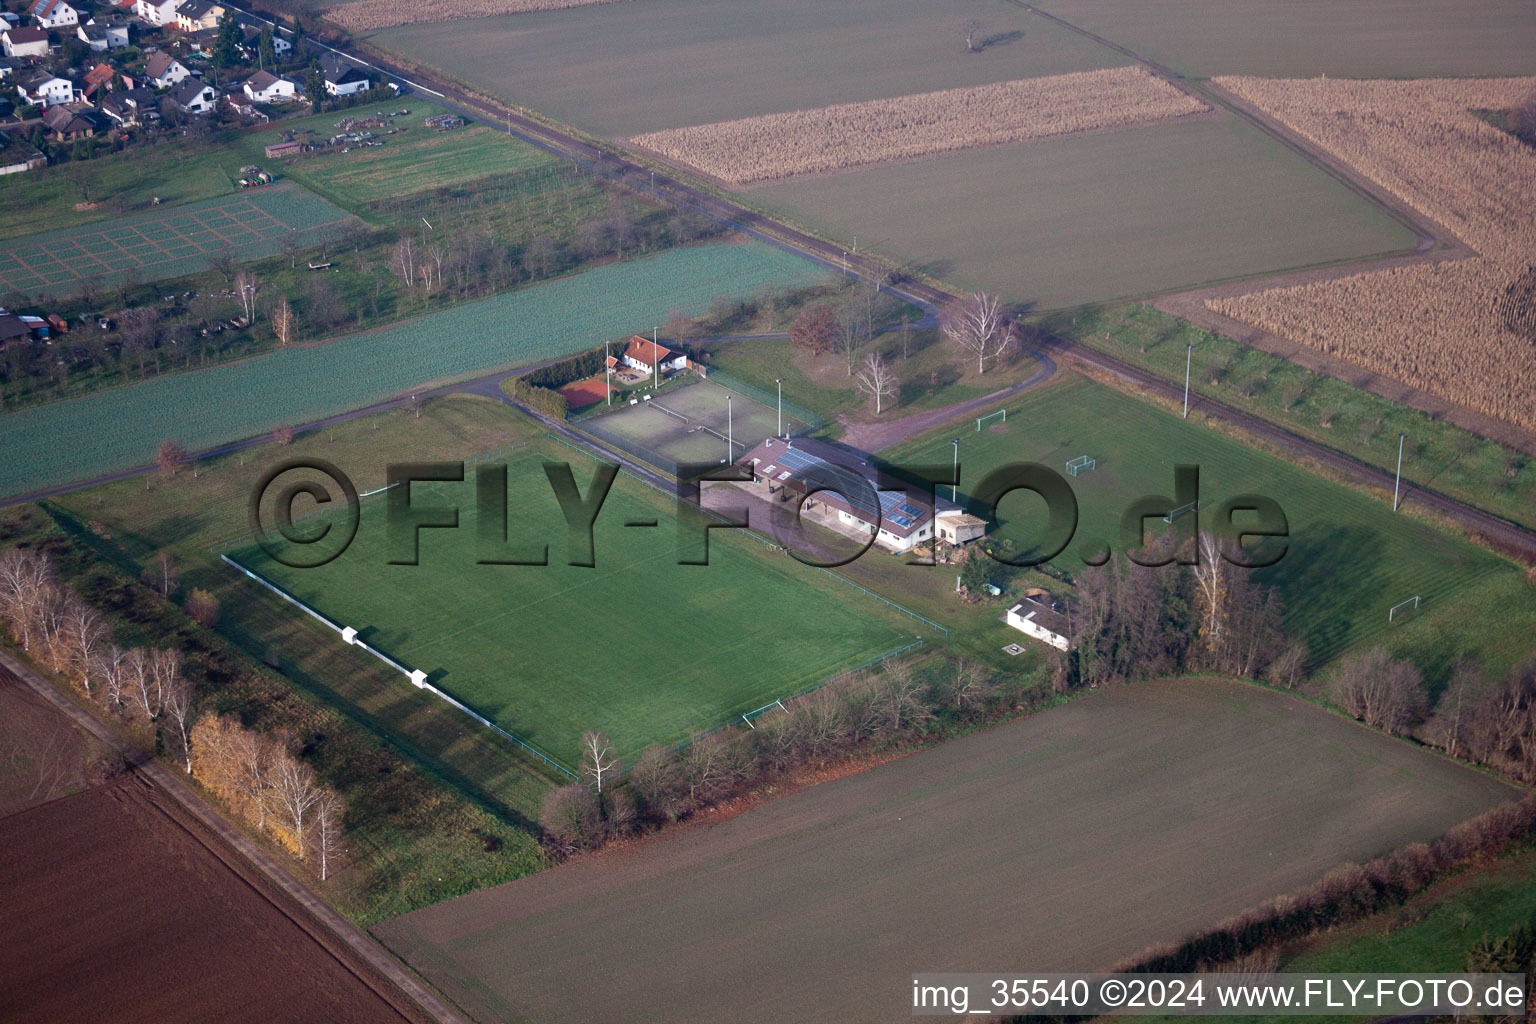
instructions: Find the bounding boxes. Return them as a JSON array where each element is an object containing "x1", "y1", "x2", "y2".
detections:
[
  {"x1": 574, "y1": 375, "x2": 818, "y2": 477},
  {"x1": 0, "y1": 185, "x2": 353, "y2": 297},
  {"x1": 222, "y1": 444, "x2": 917, "y2": 764}
]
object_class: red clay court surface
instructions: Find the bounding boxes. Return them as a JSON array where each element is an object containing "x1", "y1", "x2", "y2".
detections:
[
  {"x1": 557, "y1": 375, "x2": 616, "y2": 410},
  {"x1": 0, "y1": 775, "x2": 430, "y2": 1024}
]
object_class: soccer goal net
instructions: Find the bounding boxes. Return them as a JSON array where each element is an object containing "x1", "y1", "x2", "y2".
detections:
[
  {"x1": 976, "y1": 409, "x2": 1007, "y2": 431},
  {"x1": 1389, "y1": 595, "x2": 1421, "y2": 622},
  {"x1": 1162, "y1": 499, "x2": 1204, "y2": 523},
  {"x1": 1065, "y1": 455, "x2": 1096, "y2": 476}
]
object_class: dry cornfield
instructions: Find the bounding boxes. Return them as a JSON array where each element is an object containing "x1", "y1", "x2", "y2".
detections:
[
  {"x1": 1207, "y1": 76, "x2": 1536, "y2": 431},
  {"x1": 628, "y1": 67, "x2": 1207, "y2": 185},
  {"x1": 323, "y1": 0, "x2": 627, "y2": 31}
]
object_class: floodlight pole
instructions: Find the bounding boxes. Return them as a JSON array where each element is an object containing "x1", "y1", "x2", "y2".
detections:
[
  {"x1": 605, "y1": 340, "x2": 611, "y2": 405},
  {"x1": 775, "y1": 378, "x2": 783, "y2": 436},
  {"x1": 952, "y1": 439, "x2": 959, "y2": 502},
  {"x1": 1394, "y1": 433, "x2": 1405, "y2": 511},
  {"x1": 728, "y1": 394, "x2": 734, "y2": 461},
  {"x1": 1183, "y1": 343, "x2": 1193, "y2": 419},
  {"x1": 652, "y1": 326, "x2": 658, "y2": 390}
]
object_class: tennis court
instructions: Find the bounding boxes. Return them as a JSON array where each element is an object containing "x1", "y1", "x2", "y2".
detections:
[
  {"x1": 576, "y1": 376, "x2": 816, "y2": 475},
  {"x1": 0, "y1": 185, "x2": 354, "y2": 296}
]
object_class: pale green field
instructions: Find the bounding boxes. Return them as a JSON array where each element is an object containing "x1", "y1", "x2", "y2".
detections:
[
  {"x1": 1032, "y1": 0, "x2": 1536, "y2": 78},
  {"x1": 369, "y1": 0, "x2": 1118, "y2": 137},
  {"x1": 756, "y1": 115, "x2": 1418, "y2": 308}
]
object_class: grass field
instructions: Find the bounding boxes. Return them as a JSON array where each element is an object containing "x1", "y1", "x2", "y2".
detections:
[
  {"x1": 1044, "y1": 304, "x2": 1536, "y2": 532},
  {"x1": 373, "y1": 677, "x2": 1520, "y2": 1024},
  {"x1": 368, "y1": 0, "x2": 1118, "y2": 138},
  {"x1": 881, "y1": 374, "x2": 1536, "y2": 679},
  {"x1": 0, "y1": 241, "x2": 823, "y2": 499},
  {"x1": 226, "y1": 444, "x2": 917, "y2": 763},
  {"x1": 275, "y1": 123, "x2": 557, "y2": 208},
  {"x1": 1031, "y1": 0, "x2": 1536, "y2": 78},
  {"x1": 0, "y1": 185, "x2": 353, "y2": 297},
  {"x1": 756, "y1": 115, "x2": 1418, "y2": 309},
  {"x1": 575, "y1": 377, "x2": 813, "y2": 472}
]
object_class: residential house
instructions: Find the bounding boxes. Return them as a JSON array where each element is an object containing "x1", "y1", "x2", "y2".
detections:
[
  {"x1": 41, "y1": 102, "x2": 106, "y2": 140},
  {"x1": 165, "y1": 74, "x2": 214, "y2": 114},
  {"x1": 173, "y1": 0, "x2": 223, "y2": 32},
  {"x1": 134, "y1": 0, "x2": 182, "y2": 27},
  {"x1": 144, "y1": 50, "x2": 190, "y2": 88},
  {"x1": 78, "y1": 18, "x2": 132, "y2": 50},
  {"x1": 0, "y1": 56, "x2": 26, "y2": 79},
  {"x1": 28, "y1": 0, "x2": 78, "y2": 29},
  {"x1": 242, "y1": 69, "x2": 297, "y2": 103},
  {"x1": 0, "y1": 136, "x2": 47, "y2": 175},
  {"x1": 734, "y1": 435, "x2": 980, "y2": 555},
  {"x1": 16, "y1": 69, "x2": 72, "y2": 106},
  {"x1": 319, "y1": 53, "x2": 370, "y2": 97},
  {"x1": 241, "y1": 24, "x2": 290, "y2": 60},
  {"x1": 1004, "y1": 592, "x2": 1073, "y2": 651},
  {"x1": 101, "y1": 86, "x2": 159, "y2": 124},
  {"x1": 2, "y1": 26, "x2": 50, "y2": 58},
  {"x1": 223, "y1": 94, "x2": 266, "y2": 122},
  {"x1": 620, "y1": 335, "x2": 687, "y2": 378},
  {"x1": 81, "y1": 61, "x2": 115, "y2": 97}
]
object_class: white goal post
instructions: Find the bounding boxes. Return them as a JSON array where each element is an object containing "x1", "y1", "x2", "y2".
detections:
[
  {"x1": 976, "y1": 409, "x2": 1007, "y2": 431},
  {"x1": 1065, "y1": 455, "x2": 1095, "y2": 476},
  {"x1": 1389, "y1": 595, "x2": 1421, "y2": 622},
  {"x1": 1162, "y1": 499, "x2": 1204, "y2": 524}
]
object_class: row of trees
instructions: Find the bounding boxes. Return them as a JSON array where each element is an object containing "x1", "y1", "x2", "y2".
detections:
[
  {"x1": 0, "y1": 546, "x2": 346, "y2": 879},
  {"x1": 541, "y1": 658, "x2": 1043, "y2": 855}
]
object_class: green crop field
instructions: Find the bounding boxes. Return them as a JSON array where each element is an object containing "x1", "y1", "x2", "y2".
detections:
[
  {"x1": 756, "y1": 115, "x2": 1418, "y2": 309},
  {"x1": 1031, "y1": 0, "x2": 1536, "y2": 78},
  {"x1": 0, "y1": 186, "x2": 353, "y2": 297},
  {"x1": 374, "y1": 678, "x2": 1520, "y2": 1023},
  {"x1": 368, "y1": 0, "x2": 1117, "y2": 138},
  {"x1": 226, "y1": 445, "x2": 917, "y2": 764},
  {"x1": 0, "y1": 241, "x2": 823, "y2": 499},
  {"x1": 883, "y1": 374, "x2": 1536, "y2": 678}
]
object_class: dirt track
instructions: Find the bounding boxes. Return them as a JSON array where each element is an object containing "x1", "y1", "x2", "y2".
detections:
[{"x1": 0, "y1": 773, "x2": 432, "y2": 1024}]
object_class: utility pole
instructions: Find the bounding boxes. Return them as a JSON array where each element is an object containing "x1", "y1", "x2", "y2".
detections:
[
  {"x1": 1394, "y1": 433, "x2": 1405, "y2": 511},
  {"x1": 775, "y1": 378, "x2": 782, "y2": 436},
  {"x1": 952, "y1": 439, "x2": 959, "y2": 502},
  {"x1": 1183, "y1": 343, "x2": 1193, "y2": 419}
]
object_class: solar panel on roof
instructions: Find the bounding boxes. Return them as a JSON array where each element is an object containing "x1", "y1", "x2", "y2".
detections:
[{"x1": 898, "y1": 502, "x2": 925, "y2": 519}]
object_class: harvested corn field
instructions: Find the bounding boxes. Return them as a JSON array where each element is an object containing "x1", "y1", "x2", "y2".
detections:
[
  {"x1": 324, "y1": 0, "x2": 626, "y2": 32},
  {"x1": 1207, "y1": 76, "x2": 1536, "y2": 431},
  {"x1": 629, "y1": 66, "x2": 1207, "y2": 184}
]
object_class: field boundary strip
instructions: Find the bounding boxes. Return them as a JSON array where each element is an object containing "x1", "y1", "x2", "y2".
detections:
[{"x1": 219, "y1": 546, "x2": 579, "y2": 780}]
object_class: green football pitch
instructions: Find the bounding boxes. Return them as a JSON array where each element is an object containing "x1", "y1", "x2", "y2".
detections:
[
  {"x1": 884, "y1": 374, "x2": 1536, "y2": 677},
  {"x1": 227, "y1": 446, "x2": 918, "y2": 766}
]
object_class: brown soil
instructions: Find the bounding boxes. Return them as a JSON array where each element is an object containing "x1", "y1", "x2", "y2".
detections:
[
  {"x1": 0, "y1": 773, "x2": 431, "y2": 1024},
  {"x1": 0, "y1": 676, "x2": 109, "y2": 818}
]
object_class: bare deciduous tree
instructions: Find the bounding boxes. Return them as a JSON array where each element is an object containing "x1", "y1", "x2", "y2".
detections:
[
  {"x1": 209, "y1": 244, "x2": 237, "y2": 285},
  {"x1": 156, "y1": 439, "x2": 188, "y2": 478},
  {"x1": 312, "y1": 789, "x2": 345, "y2": 881},
  {"x1": 962, "y1": 18, "x2": 983, "y2": 52},
  {"x1": 185, "y1": 588, "x2": 220, "y2": 627},
  {"x1": 580, "y1": 730, "x2": 621, "y2": 795},
  {"x1": 271, "y1": 296, "x2": 297, "y2": 348},
  {"x1": 853, "y1": 350, "x2": 898, "y2": 414},
  {"x1": 1330, "y1": 648, "x2": 1427, "y2": 736},
  {"x1": 145, "y1": 550, "x2": 178, "y2": 598},
  {"x1": 273, "y1": 752, "x2": 321, "y2": 859},
  {"x1": 0, "y1": 548, "x2": 55, "y2": 653},
  {"x1": 941, "y1": 291, "x2": 1015, "y2": 374},
  {"x1": 234, "y1": 270, "x2": 260, "y2": 323},
  {"x1": 60, "y1": 597, "x2": 108, "y2": 693},
  {"x1": 162, "y1": 671, "x2": 196, "y2": 773}
]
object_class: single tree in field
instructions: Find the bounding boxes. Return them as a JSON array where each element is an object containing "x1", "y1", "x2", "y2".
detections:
[
  {"x1": 789, "y1": 303, "x2": 837, "y2": 357},
  {"x1": 1515, "y1": 83, "x2": 1536, "y2": 146},
  {"x1": 962, "y1": 18, "x2": 983, "y2": 52},
  {"x1": 853, "y1": 350, "x2": 898, "y2": 414},
  {"x1": 941, "y1": 292, "x2": 1014, "y2": 374},
  {"x1": 144, "y1": 550, "x2": 178, "y2": 598},
  {"x1": 156, "y1": 440, "x2": 189, "y2": 478},
  {"x1": 580, "y1": 730, "x2": 620, "y2": 796},
  {"x1": 271, "y1": 296, "x2": 297, "y2": 348},
  {"x1": 312, "y1": 789, "x2": 345, "y2": 881},
  {"x1": 272, "y1": 423, "x2": 295, "y2": 446},
  {"x1": 208, "y1": 244, "x2": 237, "y2": 286},
  {"x1": 834, "y1": 300, "x2": 868, "y2": 376}
]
